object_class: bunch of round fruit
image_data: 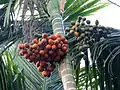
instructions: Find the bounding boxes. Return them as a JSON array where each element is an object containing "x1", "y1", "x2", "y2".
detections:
[{"x1": 18, "y1": 33, "x2": 68, "y2": 77}]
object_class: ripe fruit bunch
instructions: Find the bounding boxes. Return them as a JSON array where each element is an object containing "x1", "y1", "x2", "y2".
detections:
[{"x1": 18, "y1": 33, "x2": 68, "y2": 77}]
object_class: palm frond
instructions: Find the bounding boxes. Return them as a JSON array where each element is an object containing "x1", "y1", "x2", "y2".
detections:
[{"x1": 63, "y1": 0, "x2": 109, "y2": 21}]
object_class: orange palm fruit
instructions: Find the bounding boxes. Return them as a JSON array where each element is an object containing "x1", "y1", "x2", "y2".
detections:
[
  {"x1": 42, "y1": 71, "x2": 51, "y2": 77},
  {"x1": 32, "y1": 44, "x2": 38, "y2": 49},
  {"x1": 55, "y1": 33, "x2": 61, "y2": 38},
  {"x1": 48, "y1": 39, "x2": 54, "y2": 45},
  {"x1": 32, "y1": 39, "x2": 39, "y2": 44},
  {"x1": 39, "y1": 50, "x2": 45, "y2": 55},
  {"x1": 50, "y1": 35, "x2": 56, "y2": 40},
  {"x1": 46, "y1": 44, "x2": 52, "y2": 50},
  {"x1": 52, "y1": 45, "x2": 57, "y2": 50}
]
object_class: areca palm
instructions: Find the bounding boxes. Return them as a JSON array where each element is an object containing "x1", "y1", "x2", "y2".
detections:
[{"x1": 0, "y1": 0, "x2": 110, "y2": 90}]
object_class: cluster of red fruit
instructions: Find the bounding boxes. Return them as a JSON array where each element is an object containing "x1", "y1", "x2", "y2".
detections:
[{"x1": 18, "y1": 33, "x2": 68, "y2": 77}]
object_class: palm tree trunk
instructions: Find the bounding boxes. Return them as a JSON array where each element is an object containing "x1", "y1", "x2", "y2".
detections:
[{"x1": 47, "y1": 0, "x2": 76, "y2": 90}]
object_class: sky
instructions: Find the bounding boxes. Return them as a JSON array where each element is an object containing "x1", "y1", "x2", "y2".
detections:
[
  {"x1": 0, "y1": 0, "x2": 120, "y2": 29},
  {"x1": 86, "y1": 0, "x2": 120, "y2": 29}
]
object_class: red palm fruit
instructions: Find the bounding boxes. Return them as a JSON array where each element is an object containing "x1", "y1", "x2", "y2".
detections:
[
  {"x1": 36, "y1": 54, "x2": 40, "y2": 58},
  {"x1": 48, "y1": 50, "x2": 54, "y2": 55},
  {"x1": 57, "y1": 43, "x2": 62, "y2": 49},
  {"x1": 40, "y1": 61, "x2": 47, "y2": 67},
  {"x1": 62, "y1": 46, "x2": 68, "y2": 53},
  {"x1": 52, "y1": 45, "x2": 57, "y2": 50},
  {"x1": 55, "y1": 55, "x2": 61, "y2": 61},
  {"x1": 18, "y1": 44, "x2": 25, "y2": 49},
  {"x1": 34, "y1": 50, "x2": 39, "y2": 54},
  {"x1": 47, "y1": 64, "x2": 56, "y2": 72},
  {"x1": 50, "y1": 35, "x2": 56, "y2": 40},
  {"x1": 44, "y1": 54, "x2": 49, "y2": 58},
  {"x1": 58, "y1": 50, "x2": 64, "y2": 56},
  {"x1": 21, "y1": 49, "x2": 27, "y2": 54},
  {"x1": 24, "y1": 53, "x2": 29, "y2": 59},
  {"x1": 44, "y1": 49, "x2": 48, "y2": 53},
  {"x1": 25, "y1": 43, "x2": 30, "y2": 48},
  {"x1": 55, "y1": 33, "x2": 61, "y2": 38},
  {"x1": 60, "y1": 41, "x2": 63, "y2": 44},
  {"x1": 63, "y1": 39, "x2": 68, "y2": 44},
  {"x1": 29, "y1": 45, "x2": 33, "y2": 50},
  {"x1": 42, "y1": 33, "x2": 48, "y2": 38},
  {"x1": 54, "y1": 40, "x2": 59, "y2": 45},
  {"x1": 56, "y1": 37, "x2": 61, "y2": 41},
  {"x1": 62, "y1": 44, "x2": 69, "y2": 48},
  {"x1": 36, "y1": 61, "x2": 40, "y2": 67},
  {"x1": 48, "y1": 39, "x2": 54, "y2": 45},
  {"x1": 32, "y1": 39, "x2": 39, "y2": 44},
  {"x1": 46, "y1": 44, "x2": 52, "y2": 50},
  {"x1": 32, "y1": 44, "x2": 38, "y2": 49},
  {"x1": 47, "y1": 36, "x2": 52, "y2": 39},
  {"x1": 19, "y1": 51, "x2": 24, "y2": 56},
  {"x1": 32, "y1": 49, "x2": 35, "y2": 53},
  {"x1": 61, "y1": 36, "x2": 65, "y2": 41},
  {"x1": 29, "y1": 55, "x2": 36, "y2": 60},
  {"x1": 27, "y1": 49, "x2": 32, "y2": 55},
  {"x1": 42, "y1": 71, "x2": 51, "y2": 77},
  {"x1": 39, "y1": 50, "x2": 45, "y2": 55},
  {"x1": 38, "y1": 66, "x2": 44, "y2": 72}
]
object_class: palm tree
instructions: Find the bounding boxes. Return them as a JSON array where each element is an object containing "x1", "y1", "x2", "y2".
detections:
[
  {"x1": 47, "y1": 0, "x2": 76, "y2": 90},
  {"x1": 0, "y1": 0, "x2": 110, "y2": 90}
]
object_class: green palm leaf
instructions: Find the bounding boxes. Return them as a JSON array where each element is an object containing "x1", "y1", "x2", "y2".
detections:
[
  {"x1": 0, "y1": 0, "x2": 9, "y2": 4},
  {"x1": 63, "y1": 0, "x2": 109, "y2": 21}
]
